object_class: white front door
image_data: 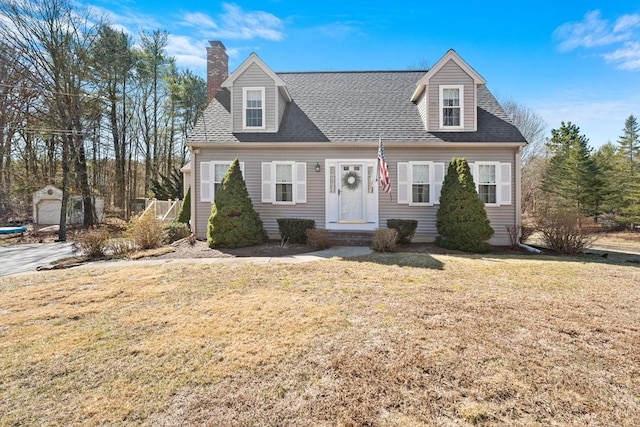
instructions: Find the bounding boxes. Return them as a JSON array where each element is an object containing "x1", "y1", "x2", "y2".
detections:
[{"x1": 339, "y1": 163, "x2": 366, "y2": 223}]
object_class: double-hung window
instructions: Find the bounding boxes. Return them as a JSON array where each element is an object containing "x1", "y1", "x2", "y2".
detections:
[
  {"x1": 261, "y1": 161, "x2": 307, "y2": 205},
  {"x1": 200, "y1": 161, "x2": 244, "y2": 202},
  {"x1": 470, "y1": 162, "x2": 512, "y2": 206},
  {"x1": 440, "y1": 85, "x2": 463, "y2": 129},
  {"x1": 397, "y1": 161, "x2": 445, "y2": 206},
  {"x1": 243, "y1": 87, "x2": 265, "y2": 129},
  {"x1": 275, "y1": 163, "x2": 293, "y2": 202},
  {"x1": 411, "y1": 163, "x2": 430, "y2": 204},
  {"x1": 477, "y1": 164, "x2": 497, "y2": 204}
]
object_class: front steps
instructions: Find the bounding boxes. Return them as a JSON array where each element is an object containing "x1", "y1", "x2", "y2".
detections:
[{"x1": 328, "y1": 230, "x2": 374, "y2": 246}]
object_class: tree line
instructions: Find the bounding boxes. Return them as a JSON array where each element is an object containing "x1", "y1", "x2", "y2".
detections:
[
  {"x1": 520, "y1": 113, "x2": 639, "y2": 230},
  {"x1": 0, "y1": 0, "x2": 207, "y2": 240}
]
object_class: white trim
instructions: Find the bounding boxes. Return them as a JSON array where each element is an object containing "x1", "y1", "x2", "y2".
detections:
[
  {"x1": 201, "y1": 161, "x2": 245, "y2": 202},
  {"x1": 471, "y1": 161, "x2": 512, "y2": 207},
  {"x1": 325, "y1": 158, "x2": 379, "y2": 231},
  {"x1": 397, "y1": 161, "x2": 445, "y2": 206},
  {"x1": 242, "y1": 87, "x2": 266, "y2": 130},
  {"x1": 439, "y1": 85, "x2": 464, "y2": 130},
  {"x1": 262, "y1": 161, "x2": 307, "y2": 205},
  {"x1": 222, "y1": 52, "x2": 292, "y2": 101}
]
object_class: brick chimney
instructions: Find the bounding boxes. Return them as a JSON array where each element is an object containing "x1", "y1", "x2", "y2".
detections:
[{"x1": 206, "y1": 41, "x2": 228, "y2": 103}]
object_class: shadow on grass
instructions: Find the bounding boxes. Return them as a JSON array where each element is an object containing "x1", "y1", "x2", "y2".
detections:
[
  {"x1": 347, "y1": 243, "x2": 640, "y2": 270},
  {"x1": 349, "y1": 251, "x2": 445, "y2": 270}
]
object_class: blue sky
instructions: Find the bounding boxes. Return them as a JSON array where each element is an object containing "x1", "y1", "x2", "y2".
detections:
[{"x1": 88, "y1": 0, "x2": 640, "y2": 149}]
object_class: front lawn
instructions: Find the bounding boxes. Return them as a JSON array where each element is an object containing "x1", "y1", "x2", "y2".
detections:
[{"x1": 0, "y1": 253, "x2": 638, "y2": 425}]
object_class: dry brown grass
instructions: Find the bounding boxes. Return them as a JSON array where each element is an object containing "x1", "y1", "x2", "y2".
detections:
[{"x1": 1, "y1": 253, "x2": 639, "y2": 426}]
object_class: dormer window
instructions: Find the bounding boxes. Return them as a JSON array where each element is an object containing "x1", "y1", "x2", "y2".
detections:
[
  {"x1": 439, "y1": 85, "x2": 464, "y2": 129},
  {"x1": 243, "y1": 87, "x2": 265, "y2": 129}
]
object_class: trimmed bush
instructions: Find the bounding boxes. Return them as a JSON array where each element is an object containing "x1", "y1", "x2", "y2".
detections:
[
  {"x1": 306, "y1": 228, "x2": 331, "y2": 250},
  {"x1": 436, "y1": 158, "x2": 494, "y2": 253},
  {"x1": 176, "y1": 186, "x2": 191, "y2": 224},
  {"x1": 207, "y1": 159, "x2": 268, "y2": 248},
  {"x1": 164, "y1": 222, "x2": 191, "y2": 243},
  {"x1": 126, "y1": 212, "x2": 165, "y2": 250},
  {"x1": 277, "y1": 218, "x2": 315, "y2": 244},
  {"x1": 372, "y1": 228, "x2": 398, "y2": 252},
  {"x1": 387, "y1": 219, "x2": 418, "y2": 244},
  {"x1": 76, "y1": 228, "x2": 110, "y2": 258}
]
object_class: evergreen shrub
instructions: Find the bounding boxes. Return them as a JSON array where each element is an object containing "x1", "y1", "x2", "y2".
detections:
[
  {"x1": 386, "y1": 219, "x2": 418, "y2": 244},
  {"x1": 436, "y1": 158, "x2": 494, "y2": 253},
  {"x1": 207, "y1": 159, "x2": 268, "y2": 248},
  {"x1": 176, "y1": 187, "x2": 191, "y2": 224},
  {"x1": 277, "y1": 218, "x2": 315, "y2": 243}
]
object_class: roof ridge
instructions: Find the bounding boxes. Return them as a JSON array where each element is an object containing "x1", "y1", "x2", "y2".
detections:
[{"x1": 276, "y1": 70, "x2": 428, "y2": 75}]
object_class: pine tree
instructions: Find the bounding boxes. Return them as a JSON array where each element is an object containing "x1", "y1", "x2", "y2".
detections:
[
  {"x1": 207, "y1": 159, "x2": 268, "y2": 248},
  {"x1": 615, "y1": 115, "x2": 640, "y2": 227},
  {"x1": 176, "y1": 186, "x2": 190, "y2": 224},
  {"x1": 436, "y1": 158, "x2": 494, "y2": 253},
  {"x1": 542, "y1": 122, "x2": 601, "y2": 217}
]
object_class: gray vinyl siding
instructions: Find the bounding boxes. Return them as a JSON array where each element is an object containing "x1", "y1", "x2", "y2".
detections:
[
  {"x1": 194, "y1": 145, "x2": 518, "y2": 245},
  {"x1": 232, "y1": 62, "x2": 277, "y2": 133},
  {"x1": 380, "y1": 147, "x2": 517, "y2": 245},
  {"x1": 427, "y1": 59, "x2": 475, "y2": 131},
  {"x1": 277, "y1": 89, "x2": 286, "y2": 127},
  {"x1": 416, "y1": 91, "x2": 427, "y2": 129}
]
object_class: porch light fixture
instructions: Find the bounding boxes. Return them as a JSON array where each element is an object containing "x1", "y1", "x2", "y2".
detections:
[{"x1": 315, "y1": 162, "x2": 321, "y2": 172}]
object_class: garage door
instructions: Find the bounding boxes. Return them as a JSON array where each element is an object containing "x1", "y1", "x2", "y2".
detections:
[{"x1": 37, "y1": 200, "x2": 62, "y2": 225}]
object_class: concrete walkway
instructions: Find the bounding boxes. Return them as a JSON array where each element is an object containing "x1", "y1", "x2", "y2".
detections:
[{"x1": 77, "y1": 246, "x2": 374, "y2": 270}]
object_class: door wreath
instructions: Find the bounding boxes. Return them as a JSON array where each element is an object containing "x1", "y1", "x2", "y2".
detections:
[{"x1": 342, "y1": 170, "x2": 361, "y2": 190}]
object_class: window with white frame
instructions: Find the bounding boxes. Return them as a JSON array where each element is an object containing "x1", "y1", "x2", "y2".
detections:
[
  {"x1": 396, "y1": 161, "x2": 445, "y2": 206},
  {"x1": 477, "y1": 164, "x2": 497, "y2": 204},
  {"x1": 243, "y1": 87, "x2": 265, "y2": 129},
  {"x1": 200, "y1": 161, "x2": 244, "y2": 202},
  {"x1": 440, "y1": 85, "x2": 463, "y2": 128},
  {"x1": 275, "y1": 163, "x2": 293, "y2": 202},
  {"x1": 470, "y1": 162, "x2": 512, "y2": 206},
  {"x1": 411, "y1": 163, "x2": 430, "y2": 204},
  {"x1": 261, "y1": 161, "x2": 307, "y2": 204}
]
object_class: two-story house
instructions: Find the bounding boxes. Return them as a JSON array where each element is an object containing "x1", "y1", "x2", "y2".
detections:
[{"x1": 184, "y1": 41, "x2": 527, "y2": 245}]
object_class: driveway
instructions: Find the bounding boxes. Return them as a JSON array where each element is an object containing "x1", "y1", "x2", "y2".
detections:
[{"x1": 0, "y1": 242, "x2": 78, "y2": 277}]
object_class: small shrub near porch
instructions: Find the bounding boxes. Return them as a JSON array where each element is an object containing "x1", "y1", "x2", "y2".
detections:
[
  {"x1": 277, "y1": 218, "x2": 315, "y2": 244},
  {"x1": 387, "y1": 219, "x2": 418, "y2": 244}
]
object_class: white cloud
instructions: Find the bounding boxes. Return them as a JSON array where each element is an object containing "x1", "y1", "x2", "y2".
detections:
[
  {"x1": 314, "y1": 21, "x2": 364, "y2": 40},
  {"x1": 181, "y1": 12, "x2": 217, "y2": 29},
  {"x1": 166, "y1": 34, "x2": 207, "y2": 69},
  {"x1": 604, "y1": 41, "x2": 640, "y2": 70},
  {"x1": 179, "y1": 3, "x2": 284, "y2": 41},
  {"x1": 553, "y1": 10, "x2": 640, "y2": 70}
]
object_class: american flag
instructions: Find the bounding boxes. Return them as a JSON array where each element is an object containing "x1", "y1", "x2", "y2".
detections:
[{"x1": 378, "y1": 136, "x2": 391, "y2": 198}]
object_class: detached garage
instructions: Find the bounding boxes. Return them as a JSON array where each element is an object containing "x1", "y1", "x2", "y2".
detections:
[
  {"x1": 33, "y1": 185, "x2": 63, "y2": 225},
  {"x1": 32, "y1": 185, "x2": 105, "y2": 225}
]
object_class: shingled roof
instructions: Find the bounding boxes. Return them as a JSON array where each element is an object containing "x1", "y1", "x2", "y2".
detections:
[{"x1": 188, "y1": 70, "x2": 526, "y2": 144}]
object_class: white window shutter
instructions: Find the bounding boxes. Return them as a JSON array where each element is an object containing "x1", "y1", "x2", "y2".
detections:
[
  {"x1": 295, "y1": 162, "x2": 307, "y2": 203},
  {"x1": 239, "y1": 162, "x2": 245, "y2": 177},
  {"x1": 499, "y1": 163, "x2": 512, "y2": 205},
  {"x1": 261, "y1": 162, "x2": 272, "y2": 203},
  {"x1": 397, "y1": 162, "x2": 409, "y2": 204},
  {"x1": 200, "y1": 161, "x2": 211, "y2": 202},
  {"x1": 433, "y1": 162, "x2": 445, "y2": 205}
]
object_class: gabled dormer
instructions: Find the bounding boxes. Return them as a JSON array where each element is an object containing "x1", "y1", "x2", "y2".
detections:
[
  {"x1": 411, "y1": 49, "x2": 486, "y2": 132},
  {"x1": 221, "y1": 52, "x2": 291, "y2": 133}
]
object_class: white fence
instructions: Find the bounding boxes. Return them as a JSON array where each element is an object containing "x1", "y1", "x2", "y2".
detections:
[{"x1": 142, "y1": 199, "x2": 182, "y2": 222}]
